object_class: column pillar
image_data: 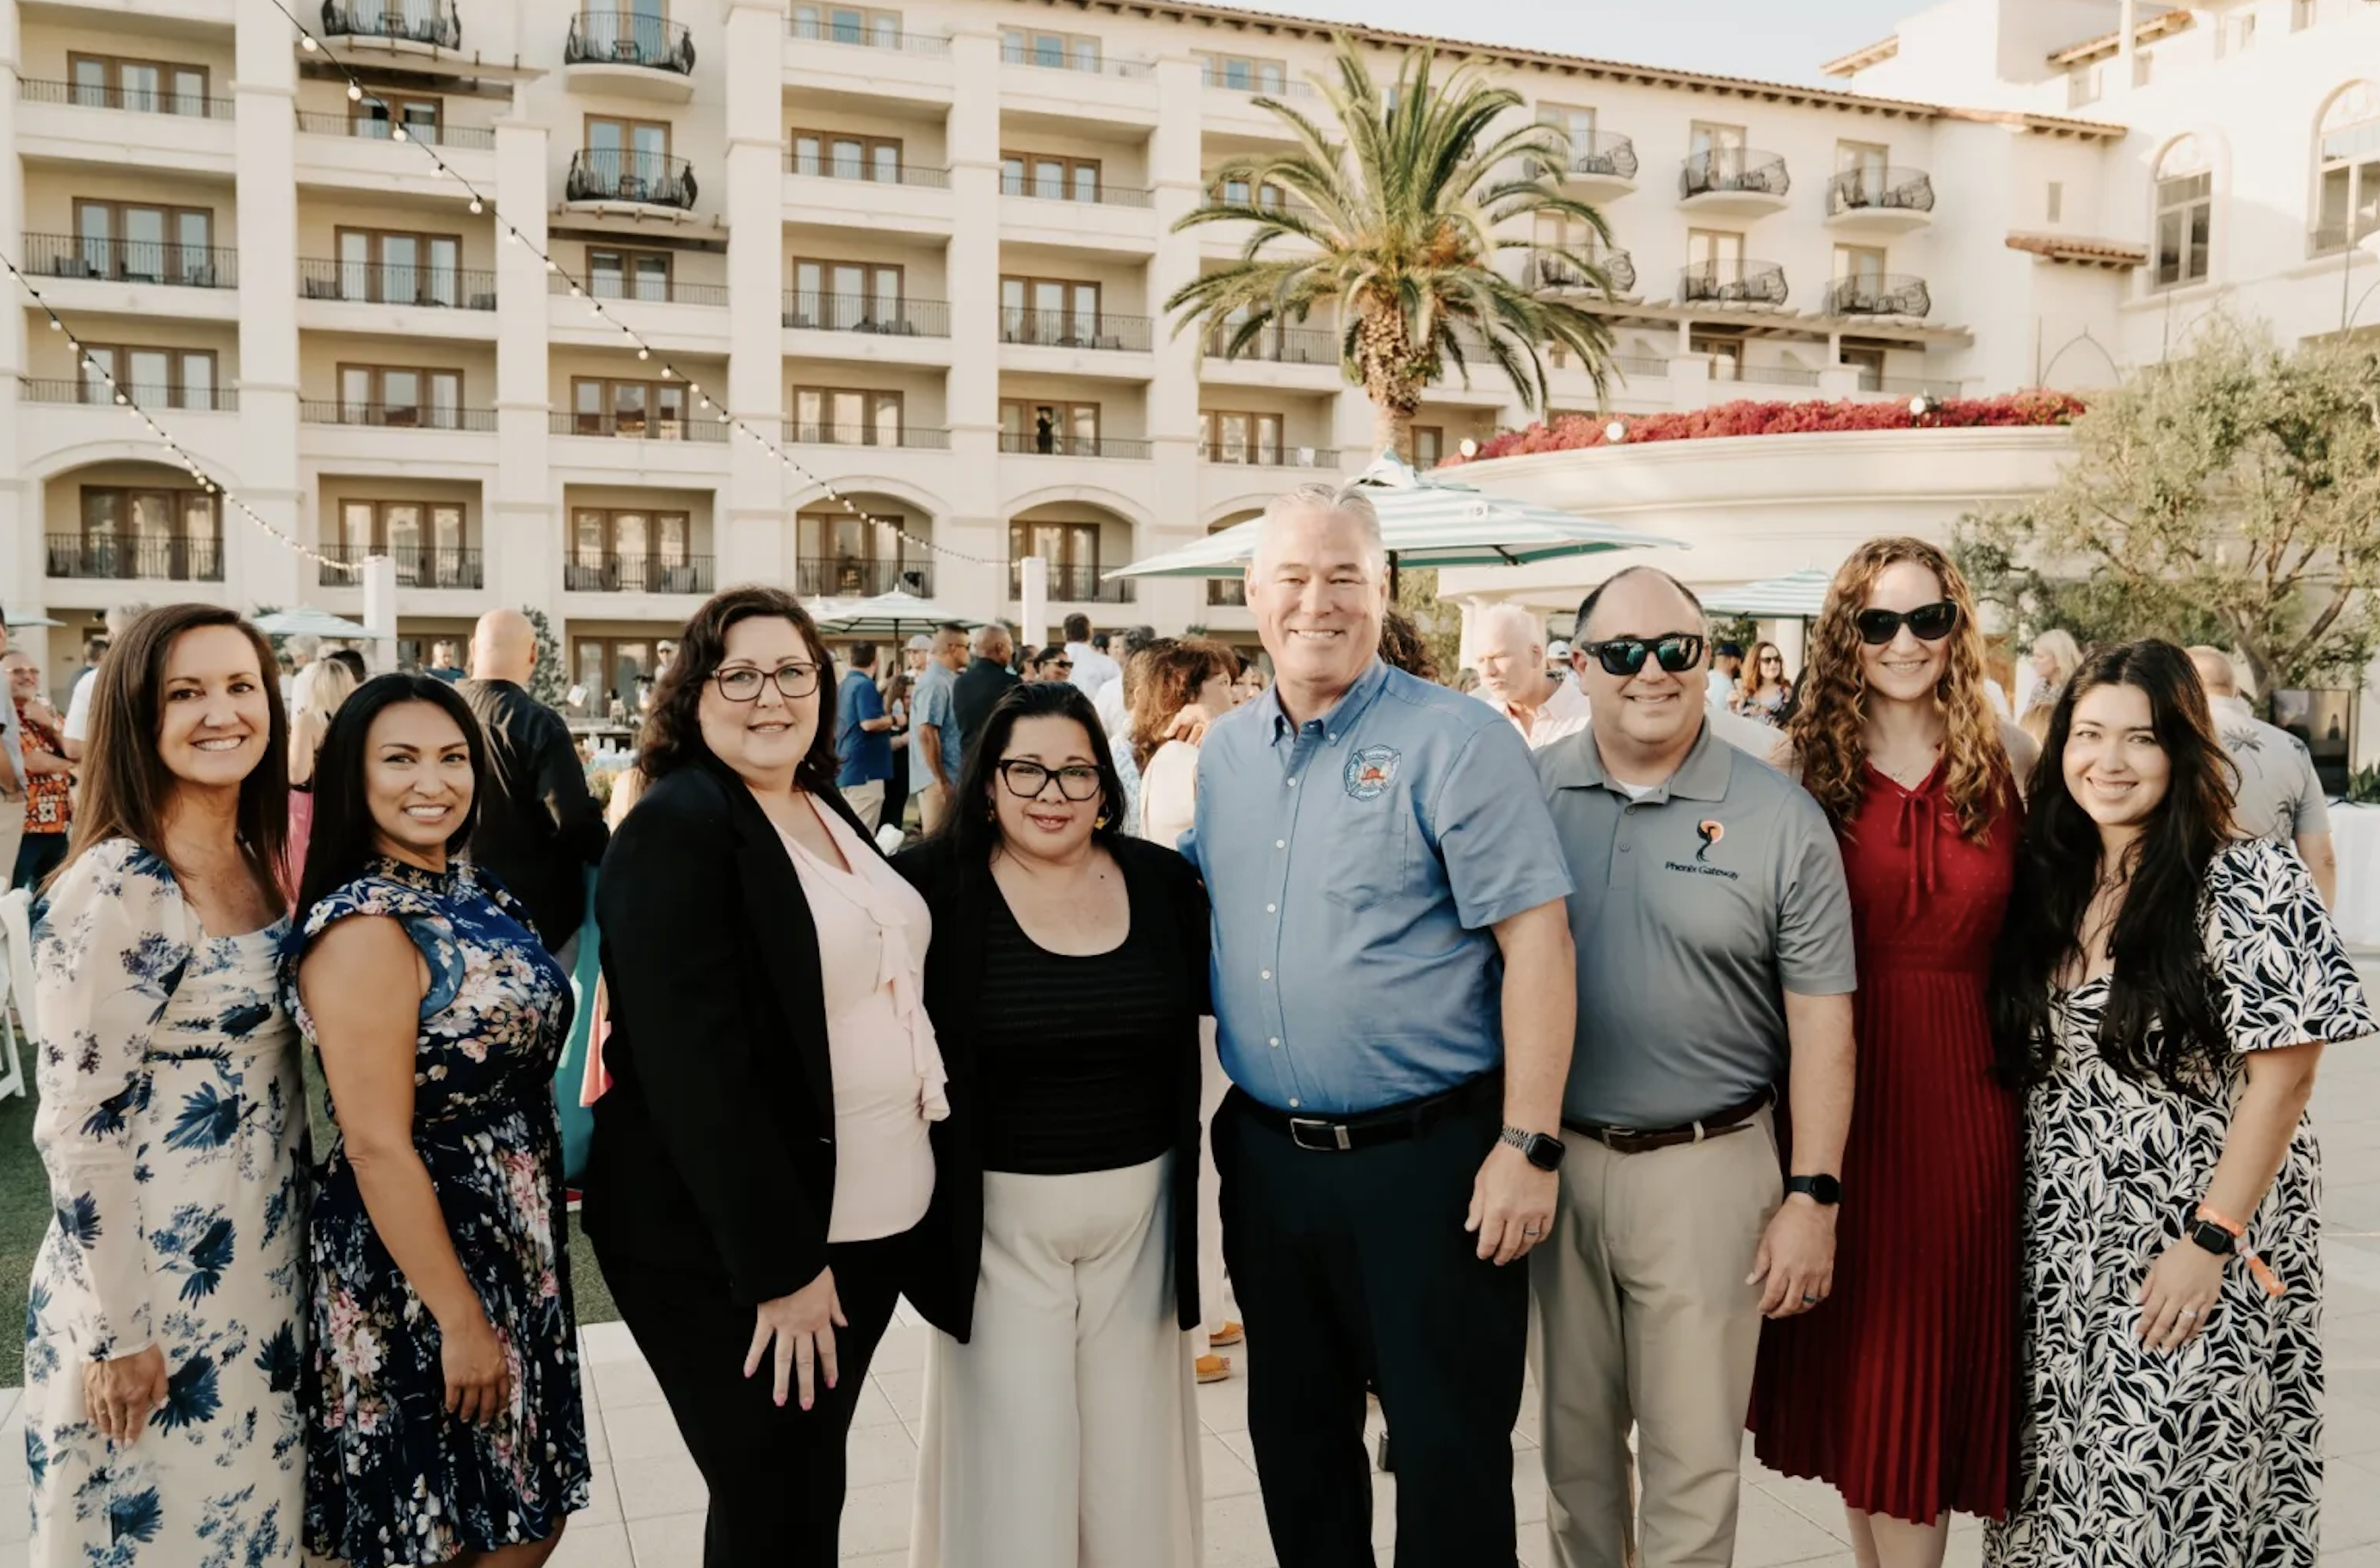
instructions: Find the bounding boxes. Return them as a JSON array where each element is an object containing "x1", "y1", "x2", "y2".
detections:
[
  {"x1": 232, "y1": 0, "x2": 303, "y2": 612},
  {"x1": 0, "y1": 0, "x2": 34, "y2": 619},
  {"x1": 724, "y1": 0, "x2": 787, "y2": 589},
  {"x1": 939, "y1": 29, "x2": 1005, "y2": 612},
  {"x1": 1139, "y1": 52, "x2": 1205, "y2": 630},
  {"x1": 492, "y1": 119, "x2": 554, "y2": 615}
]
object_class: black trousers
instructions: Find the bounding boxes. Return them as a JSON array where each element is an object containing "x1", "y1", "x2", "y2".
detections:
[
  {"x1": 597, "y1": 1231, "x2": 909, "y2": 1566},
  {"x1": 1214, "y1": 1085, "x2": 1530, "y2": 1568},
  {"x1": 882, "y1": 744, "x2": 911, "y2": 837}
]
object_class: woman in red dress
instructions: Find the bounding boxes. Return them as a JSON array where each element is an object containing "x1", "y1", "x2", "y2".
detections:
[{"x1": 1751, "y1": 537, "x2": 2038, "y2": 1568}]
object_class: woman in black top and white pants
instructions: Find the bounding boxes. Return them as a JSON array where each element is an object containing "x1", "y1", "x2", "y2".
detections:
[{"x1": 896, "y1": 682, "x2": 1208, "y2": 1568}]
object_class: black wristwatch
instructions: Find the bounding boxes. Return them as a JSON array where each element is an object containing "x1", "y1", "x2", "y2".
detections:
[
  {"x1": 2188, "y1": 1218, "x2": 2237, "y2": 1258},
  {"x1": 1501, "y1": 1126, "x2": 1565, "y2": 1172},
  {"x1": 1785, "y1": 1174, "x2": 1842, "y2": 1206}
]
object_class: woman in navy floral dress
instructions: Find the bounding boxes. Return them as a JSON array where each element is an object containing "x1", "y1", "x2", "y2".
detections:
[{"x1": 288, "y1": 673, "x2": 588, "y2": 1565}]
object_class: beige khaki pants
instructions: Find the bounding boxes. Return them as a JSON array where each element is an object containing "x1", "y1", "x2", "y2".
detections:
[
  {"x1": 842, "y1": 779, "x2": 885, "y2": 834},
  {"x1": 1532, "y1": 1111, "x2": 1782, "y2": 1568},
  {"x1": 0, "y1": 794, "x2": 25, "y2": 891},
  {"x1": 916, "y1": 781, "x2": 951, "y2": 837}
]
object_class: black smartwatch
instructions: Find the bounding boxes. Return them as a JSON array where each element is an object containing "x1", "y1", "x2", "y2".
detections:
[
  {"x1": 1785, "y1": 1174, "x2": 1842, "y2": 1206},
  {"x1": 1501, "y1": 1126, "x2": 1565, "y2": 1172},
  {"x1": 2188, "y1": 1218, "x2": 2237, "y2": 1258}
]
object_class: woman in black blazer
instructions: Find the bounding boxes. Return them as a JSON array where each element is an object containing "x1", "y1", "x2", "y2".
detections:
[
  {"x1": 894, "y1": 681, "x2": 1210, "y2": 1568},
  {"x1": 587, "y1": 586, "x2": 952, "y2": 1566}
]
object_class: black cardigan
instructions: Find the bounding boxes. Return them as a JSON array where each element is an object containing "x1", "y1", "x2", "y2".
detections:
[
  {"x1": 582, "y1": 758, "x2": 952, "y2": 1324},
  {"x1": 894, "y1": 833, "x2": 1210, "y2": 1337}
]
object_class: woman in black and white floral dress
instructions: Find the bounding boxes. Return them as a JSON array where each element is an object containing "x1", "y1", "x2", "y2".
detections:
[{"x1": 1988, "y1": 640, "x2": 2372, "y2": 1568}]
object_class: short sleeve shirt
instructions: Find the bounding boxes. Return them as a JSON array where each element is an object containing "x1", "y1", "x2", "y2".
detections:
[
  {"x1": 910, "y1": 664, "x2": 959, "y2": 788},
  {"x1": 62, "y1": 666, "x2": 97, "y2": 744},
  {"x1": 2210, "y1": 697, "x2": 2330, "y2": 846},
  {"x1": 1182, "y1": 658, "x2": 1575, "y2": 1115},
  {"x1": 1538, "y1": 721, "x2": 1856, "y2": 1129}
]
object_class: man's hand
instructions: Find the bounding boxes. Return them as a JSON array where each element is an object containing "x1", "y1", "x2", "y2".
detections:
[
  {"x1": 1162, "y1": 704, "x2": 1215, "y2": 748},
  {"x1": 1748, "y1": 1195, "x2": 1836, "y2": 1318},
  {"x1": 1465, "y1": 1140, "x2": 1556, "y2": 1266}
]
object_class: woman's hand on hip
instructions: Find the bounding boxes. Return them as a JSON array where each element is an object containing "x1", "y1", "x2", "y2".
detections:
[
  {"x1": 441, "y1": 1310, "x2": 513, "y2": 1426},
  {"x1": 2137, "y1": 1242, "x2": 2225, "y2": 1352},
  {"x1": 84, "y1": 1345, "x2": 169, "y2": 1447},
  {"x1": 748, "y1": 1267, "x2": 847, "y2": 1411}
]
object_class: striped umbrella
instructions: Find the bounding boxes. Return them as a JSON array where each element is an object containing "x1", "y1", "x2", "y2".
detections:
[
  {"x1": 1108, "y1": 450, "x2": 1686, "y2": 592},
  {"x1": 1700, "y1": 568, "x2": 1838, "y2": 620},
  {"x1": 808, "y1": 589, "x2": 988, "y2": 638}
]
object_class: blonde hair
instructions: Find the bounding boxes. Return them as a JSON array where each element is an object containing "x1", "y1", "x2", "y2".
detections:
[
  {"x1": 606, "y1": 763, "x2": 648, "y2": 830},
  {"x1": 287, "y1": 655, "x2": 358, "y2": 787},
  {"x1": 2029, "y1": 629, "x2": 2082, "y2": 691}
]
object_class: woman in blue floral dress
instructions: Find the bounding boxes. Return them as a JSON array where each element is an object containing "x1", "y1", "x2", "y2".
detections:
[
  {"x1": 27, "y1": 605, "x2": 306, "y2": 1568},
  {"x1": 288, "y1": 673, "x2": 588, "y2": 1565}
]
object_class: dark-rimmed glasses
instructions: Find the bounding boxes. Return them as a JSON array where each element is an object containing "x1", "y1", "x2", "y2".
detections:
[
  {"x1": 713, "y1": 662, "x2": 820, "y2": 702},
  {"x1": 1853, "y1": 602, "x2": 1959, "y2": 646},
  {"x1": 996, "y1": 759, "x2": 1102, "y2": 801},
  {"x1": 1580, "y1": 633, "x2": 1705, "y2": 677}
]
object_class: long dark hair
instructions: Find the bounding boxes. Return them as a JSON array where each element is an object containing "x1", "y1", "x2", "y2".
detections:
[
  {"x1": 60, "y1": 602, "x2": 289, "y2": 904},
  {"x1": 295, "y1": 674, "x2": 489, "y2": 932},
  {"x1": 946, "y1": 682, "x2": 1127, "y2": 865},
  {"x1": 1991, "y1": 639, "x2": 2238, "y2": 1091},
  {"x1": 638, "y1": 587, "x2": 839, "y2": 792}
]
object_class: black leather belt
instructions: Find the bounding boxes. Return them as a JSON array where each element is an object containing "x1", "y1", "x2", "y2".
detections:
[
  {"x1": 1232, "y1": 1073, "x2": 1499, "y2": 1154},
  {"x1": 1561, "y1": 1086, "x2": 1773, "y2": 1156}
]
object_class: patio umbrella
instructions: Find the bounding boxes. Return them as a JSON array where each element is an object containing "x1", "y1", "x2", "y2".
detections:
[
  {"x1": 1700, "y1": 568, "x2": 1837, "y2": 621},
  {"x1": 1, "y1": 614, "x2": 67, "y2": 629},
  {"x1": 250, "y1": 607, "x2": 374, "y2": 639},
  {"x1": 1107, "y1": 449, "x2": 1687, "y2": 595},
  {"x1": 808, "y1": 589, "x2": 988, "y2": 639}
]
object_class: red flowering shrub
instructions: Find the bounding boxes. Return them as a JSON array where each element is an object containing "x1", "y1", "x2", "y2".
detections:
[{"x1": 1445, "y1": 390, "x2": 2088, "y2": 466}]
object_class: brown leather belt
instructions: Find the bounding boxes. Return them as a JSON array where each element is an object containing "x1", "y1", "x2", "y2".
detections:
[{"x1": 1561, "y1": 1087, "x2": 1773, "y2": 1156}]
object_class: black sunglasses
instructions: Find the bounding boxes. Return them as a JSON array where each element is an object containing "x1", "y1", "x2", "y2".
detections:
[
  {"x1": 1853, "y1": 601, "x2": 1959, "y2": 646},
  {"x1": 1579, "y1": 633, "x2": 1705, "y2": 677}
]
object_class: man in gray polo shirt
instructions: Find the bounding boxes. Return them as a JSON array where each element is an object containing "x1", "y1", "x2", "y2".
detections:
[
  {"x1": 1533, "y1": 566, "x2": 1856, "y2": 1568},
  {"x1": 2187, "y1": 645, "x2": 2336, "y2": 907}
]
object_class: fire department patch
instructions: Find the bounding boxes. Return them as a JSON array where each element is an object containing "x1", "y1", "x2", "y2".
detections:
[{"x1": 1344, "y1": 744, "x2": 1401, "y2": 800}]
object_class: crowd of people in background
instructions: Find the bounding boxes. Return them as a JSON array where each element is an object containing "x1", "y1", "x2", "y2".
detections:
[{"x1": 11, "y1": 480, "x2": 2373, "y2": 1568}]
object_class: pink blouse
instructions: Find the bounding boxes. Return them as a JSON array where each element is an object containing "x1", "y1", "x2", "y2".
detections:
[{"x1": 780, "y1": 798, "x2": 946, "y2": 1244}]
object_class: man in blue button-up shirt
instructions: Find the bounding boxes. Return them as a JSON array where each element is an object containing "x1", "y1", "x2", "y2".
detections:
[{"x1": 1183, "y1": 479, "x2": 1577, "y2": 1568}]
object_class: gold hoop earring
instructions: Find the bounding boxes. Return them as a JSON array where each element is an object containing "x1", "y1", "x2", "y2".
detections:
[{"x1": 1095, "y1": 815, "x2": 1110, "y2": 830}]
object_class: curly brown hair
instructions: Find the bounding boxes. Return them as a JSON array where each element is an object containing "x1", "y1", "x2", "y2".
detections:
[
  {"x1": 1129, "y1": 639, "x2": 1233, "y2": 769},
  {"x1": 637, "y1": 586, "x2": 840, "y2": 793},
  {"x1": 1784, "y1": 537, "x2": 2007, "y2": 838},
  {"x1": 1378, "y1": 607, "x2": 1439, "y2": 682}
]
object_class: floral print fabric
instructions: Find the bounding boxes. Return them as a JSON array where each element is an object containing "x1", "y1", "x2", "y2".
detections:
[
  {"x1": 25, "y1": 837, "x2": 308, "y2": 1568},
  {"x1": 287, "y1": 858, "x2": 589, "y2": 1565}
]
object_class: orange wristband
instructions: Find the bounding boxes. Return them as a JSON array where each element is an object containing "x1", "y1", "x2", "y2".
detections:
[{"x1": 2196, "y1": 1203, "x2": 2286, "y2": 1298}]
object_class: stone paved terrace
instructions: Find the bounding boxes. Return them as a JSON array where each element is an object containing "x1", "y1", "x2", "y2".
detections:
[{"x1": 13, "y1": 971, "x2": 2380, "y2": 1565}]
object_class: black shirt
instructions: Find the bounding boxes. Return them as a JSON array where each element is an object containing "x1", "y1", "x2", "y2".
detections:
[
  {"x1": 951, "y1": 657, "x2": 1020, "y2": 765},
  {"x1": 458, "y1": 677, "x2": 609, "y2": 951},
  {"x1": 976, "y1": 891, "x2": 1178, "y2": 1176}
]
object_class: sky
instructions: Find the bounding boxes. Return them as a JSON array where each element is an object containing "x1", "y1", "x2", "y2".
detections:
[{"x1": 1247, "y1": 0, "x2": 1921, "y2": 88}]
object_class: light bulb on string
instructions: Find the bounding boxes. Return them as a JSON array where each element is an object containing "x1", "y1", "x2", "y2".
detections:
[
  {"x1": 348, "y1": 82, "x2": 362, "y2": 101},
  {"x1": 46, "y1": 318, "x2": 59, "y2": 331},
  {"x1": 301, "y1": 34, "x2": 317, "y2": 49},
  {"x1": 392, "y1": 126, "x2": 408, "y2": 142},
  {"x1": 470, "y1": 200, "x2": 484, "y2": 214},
  {"x1": 636, "y1": 348, "x2": 649, "y2": 361}
]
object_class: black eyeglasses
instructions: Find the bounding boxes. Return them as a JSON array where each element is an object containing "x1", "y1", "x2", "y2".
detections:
[
  {"x1": 1580, "y1": 633, "x2": 1705, "y2": 677},
  {"x1": 996, "y1": 759, "x2": 1103, "y2": 801},
  {"x1": 713, "y1": 662, "x2": 820, "y2": 702},
  {"x1": 1853, "y1": 602, "x2": 1959, "y2": 646}
]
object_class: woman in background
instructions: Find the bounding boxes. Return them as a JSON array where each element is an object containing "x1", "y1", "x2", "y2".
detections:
[
  {"x1": 282, "y1": 655, "x2": 357, "y2": 896},
  {"x1": 1230, "y1": 655, "x2": 1267, "y2": 707},
  {"x1": 1378, "y1": 607, "x2": 1440, "y2": 682},
  {"x1": 879, "y1": 668, "x2": 914, "y2": 842},
  {"x1": 2018, "y1": 630, "x2": 2081, "y2": 750},
  {"x1": 1731, "y1": 640, "x2": 1795, "y2": 727}
]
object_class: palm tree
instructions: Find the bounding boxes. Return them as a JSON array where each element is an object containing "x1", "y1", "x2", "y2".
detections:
[{"x1": 1166, "y1": 38, "x2": 1620, "y2": 463}]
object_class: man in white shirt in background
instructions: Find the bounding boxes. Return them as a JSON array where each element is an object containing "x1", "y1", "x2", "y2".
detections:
[
  {"x1": 1062, "y1": 612, "x2": 1121, "y2": 699},
  {"x1": 1092, "y1": 624, "x2": 1156, "y2": 738},
  {"x1": 61, "y1": 602, "x2": 149, "y2": 762},
  {"x1": 2188, "y1": 645, "x2": 2337, "y2": 907},
  {"x1": 1473, "y1": 602, "x2": 1592, "y2": 750}
]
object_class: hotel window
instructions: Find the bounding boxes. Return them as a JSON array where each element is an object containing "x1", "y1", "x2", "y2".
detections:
[
  {"x1": 1001, "y1": 399, "x2": 1101, "y2": 455},
  {"x1": 1009, "y1": 519, "x2": 1102, "y2": 573},
  {"x1": 338, "y1": 500, "x2": 466, "y2": 582},
  {"x1": 78, "y1": 345, "x2": 217, "y2": 410},
  {"x1": 999, "y1": 276, "x2": 1101, "y2": 344},
  {"x1": 1534, "y1": 103, "x2": 1596, "y2": 174},
  {"x1": 352, "y1": 92, "x2": 441, "y2": 141},
  {"x1": 1835, "y1": 244, "x2": 1889, "y2": 285},
  {"x1": 788, "y1": 258, "x2": 903, "y2": 328},
  {"x1": 1002, "y1": 151, "x2": 1101, "y2": 202},
  {"x1": 1201, "y1": 410, "x2": 1285, "y2": 465},
  {"x1": 2151, "y1": 138, "x2": 2213, "y2": 289},
  {"x1": 1687, "y1": 122, "x2": 1747, "y2": 182},
  {"x1": 1688, "y1": 332, "x2": 1744, "y2": 380},
  {"x1": 1407, "y1": 426, "x2": 1445, "y2": 467},
  {"x1": 2315, "y1": 83, "x2": 2380, "y2": 252},
  {"x1": 1212, "y1": 176, "x2": 1291, "y2": 211},
  {"x1": 1834, "y1": 139, "x2": 1890, "y2": 201},
  {"x1": 2066, "y1": 62, "x2": 2103, "y2": 108},
  {"x1": 332, "y1": 227, "x2": 464, "y2": 306},
  {"x1": 1839, "y1": 343, "x2": 1887, "y2": 391},
  {"x1": 66, "y1": 54, "x2": 209, "y2": 114},
  {"x1": 1195, "y1": 51, "x2": 1286, "y2": 92},
  {"x1": 568, "y1": 514, "x2": 696, "y2": 598},
  {"x1": 800, "y1": 510, "x2": 923, "y2": 594},
  {"x1": 2294, "y1": 0, "x2": 2319, "y2": 30},
  {"x1": 583, "y1": 115, "x2": 673, "y2": 193},
  {"x1": 571, "y1": 376, "x2": 692, "y2": 438},
  {"x1": 789, "y1": 129, "x2": 903, "y2": 182},
  {"x1": 81, "y1": 487, "x2": 218, "y2": 546},
  {"x1": 1685, "y1": 228, "x2": 1745, "y2": 290},
  {"x1": 589, "y1": 247, "x2": 673, "y2": 300},
  {"x1": 790, "y1": 386, "x2": 904, "y2": 445},
  {"x1": 71, "y1": 200, "x2": 214, "y2": 282},
  {"x1": 570, "y1": 636, "x2": 667, "y2": 713},
  {"x1": 2215, "y1": 14, "x2": 2255, "y2": 56},
  {"x1": 1000, "y1": 28, "x2": 1100, "y2": 71},
  {"x1": 790, "y1": 4, "x2": 899, "y2": 45},
  {"x1": 337, "y1": 364, "x2": 462, "y2": 426}
]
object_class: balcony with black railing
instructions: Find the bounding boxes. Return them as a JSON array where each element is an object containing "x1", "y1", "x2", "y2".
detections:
[
  {"x1": 999, "y1": 310, "x2": 1152, "y2": 353},
  {"x1": 550, "y1": 411, "x2": 731, "y2": 441},
  {"x1": 1202, "y1": 444, "x2": 1339, "y2": 468},
  {"x1": 47, "y1": 532, "x2": 224, "y2": 582},
  {"x1": 300, "y1": 401, "x2": 499, "y2": 431},
  {"x1": 22, "y1": 231, "x2": 237, "y2": 288},
  {"x1": 1207, "y1": 578, "x2": 1247, "y2": 607},
  {"x1": 1204, "y1": 324, "x2": 1337, "y2": 366},
  {"x1": 1009, "y1": 560, "x2": 1136, "y2": 602},
  {"x1": 320, "y1": 0, "x2": 461, "y2": 49},
  {"x1": 786, "y1": 150, "x2": 950, "y2": 188},
  {"x1": 1677, "y1": 258, "x2": 1789, "y2": 308},
  {"x1": 795, "y1": 557, "x2": 935, "y2": 597},
  {"x1": 566, "y1": 148, "x2": 699, "y2": 209},
  {"x1": 1823, "y1": 274, "x2": 1932, "y2": 318},
  {"x1": 1679, "y1": 149, "x2": 1791, "y2": 213},
  {"x1": 1529, "y1": 248, "x2": 1637, "y2": 295},
  {"x1": 564, "y1": 11, "x2": 696, "y2": 74},
  {"x1": 22, "y1": 377, "x2": 238, "y2": 411},
  {"x1": 299, "y1": 258, "x2": 497, "y2": 310},
  {"x1": 315, "y1": 543, "x2": 484, "y2": 590},
  {"x1": 1538, "y1": 133, "x2": 1638, "y2": 189},
  {"x1": 999, "y1": 41, "x2": 1151, "y2": 77},
  {"x1": 563, "y1": 553, "x2": 717, "y2": 594},
  {"x1": 999, "y1": 432, "x2": 1152, "y2": 459},
  {"x1": 1825, "y1": 167, "x2": 1936, "y2": 231},
  {"x1": 1199, "y1": 64, "x2": 1314, "y2": 96},
  {"x1": 781, "y1": 293, "x2": 950, "y2": 336},
  {"x1": 789, "y1": 13, "x2": 951, "y2": 53},
  {"x1": 782, "y1": 422, "x2": 952, "y2": 449},
  {"x1": 552, "y1": 272, "x2": 728, "y2": 306},
  {"x1": 19, "y1": 77, "x2": 234, "y2": 118},
  {"x1": 999, "y1": 174, "x2": 1153, "y2": 208},
  {"x1": 293, "y1": 111, "x2": 495, "y2": 148}
]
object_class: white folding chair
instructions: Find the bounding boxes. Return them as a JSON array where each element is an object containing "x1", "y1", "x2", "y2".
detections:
[{"x1": 0, "y1": 886, "x2": 34, "y2": 1101}]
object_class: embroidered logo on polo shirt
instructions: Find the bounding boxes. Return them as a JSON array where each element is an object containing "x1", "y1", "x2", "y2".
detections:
[
  {"x1": 1345, "y1": 745, "x2": 1401, "y2": 800},
  {"x1": 1695, "y1": 819, "x2": 1725, "y2": 862},
  {"x1": 1665, "y1": 818, "x2": 1741, "y2": 880}
]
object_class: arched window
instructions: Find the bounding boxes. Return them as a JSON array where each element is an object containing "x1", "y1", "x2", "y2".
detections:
[
  {"x1": 2315, "y1": 82, "x2": 2380, "y2": 253},
  {"x1": 2152, "y1": 136, "x2": 2212, "y2": 291}
]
